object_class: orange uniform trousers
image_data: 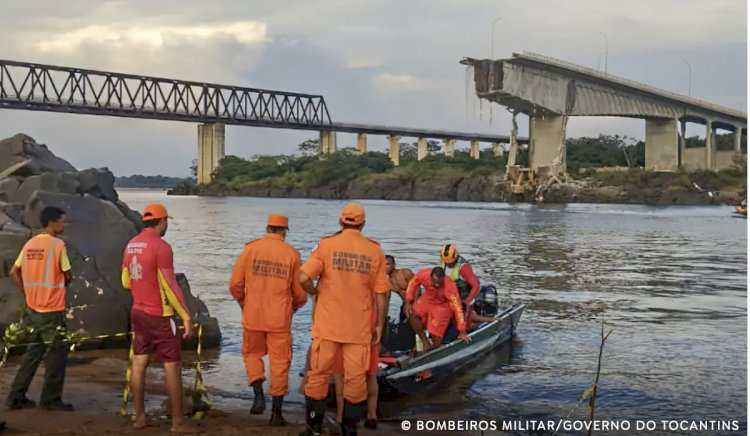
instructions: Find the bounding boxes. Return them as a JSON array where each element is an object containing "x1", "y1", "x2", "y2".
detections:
[
  {"x1": 304, "y1": 337, "x2": 370, "y2": 403},
  {"x1": 243, "y1": 329, "x2": 292, "y2": 397}
]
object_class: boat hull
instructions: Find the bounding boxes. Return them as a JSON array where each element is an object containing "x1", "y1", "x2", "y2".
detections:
[{"x1": 379, "y1": 303, "x2": 524, "y2": 396}]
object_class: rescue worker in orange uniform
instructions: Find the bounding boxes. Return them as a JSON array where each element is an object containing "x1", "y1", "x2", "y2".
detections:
[
  {"x1": 405, "y1": 267, "x2": 471, "y2": 351},
  {"x1": 229, "y1": 214, "x2": 307, "y2": 426},
  {"x1": 6, "y1": 206, "x2": 73, "y2": 411},
  {"x1": 121, "y1": 204, "x2": 199, "y2": 434},
  {"x1": 300, "y1": 203, "x2": 390, "y2": 436}
]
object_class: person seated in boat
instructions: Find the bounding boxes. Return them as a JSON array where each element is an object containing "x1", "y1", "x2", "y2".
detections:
[
  {"x1": 440, "y1": 244, "x2": 497, "y2": 328},
  {"x1": 405, "y1": 267, "x2": 471, "y2": 351},
  {"x1": 385, "y1": 255, "x2": 415, "y2": 321}
]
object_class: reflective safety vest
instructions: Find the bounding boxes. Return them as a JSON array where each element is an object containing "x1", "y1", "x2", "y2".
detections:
[
  {"x1": 442, "y1": 256, "x2": 471, "y2": 300},
  {"x1": 19, "y1": 234, "x2": 68, "y2": 313}
]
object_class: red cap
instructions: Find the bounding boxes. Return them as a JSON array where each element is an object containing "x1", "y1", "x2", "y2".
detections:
[
  {"x1": 340, "y1": 203, "x2": 365, "y2": 226},
  {"x1": 267, "y1": 214, "x2": 289, "y2": 228},
  {"x1": 142, "y1": 203, "x2": 172, "y2": 221}
]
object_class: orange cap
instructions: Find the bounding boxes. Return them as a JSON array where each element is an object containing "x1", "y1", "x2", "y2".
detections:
[
  {"x1": 267, "y1": 213, "x2": 289, "y2": 228},
  {"x1": 340, "y1": 203, "x2": 365, "y2": 226},
  {"x1": 142, "y1": 203, "x2": 172, "y2": 221}
]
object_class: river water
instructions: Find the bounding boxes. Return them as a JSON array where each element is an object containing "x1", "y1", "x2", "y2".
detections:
[{"x1": 119, "y1": 190, "x2": 747, "y2": 432}]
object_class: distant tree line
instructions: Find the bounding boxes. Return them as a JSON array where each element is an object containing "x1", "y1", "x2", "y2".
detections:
[
  {"x1": 115, "y1": 174, "x2": 193, "y2": 188},
  {"x1": 203, "y1": 132, "x2": 746, "y2": 190}
]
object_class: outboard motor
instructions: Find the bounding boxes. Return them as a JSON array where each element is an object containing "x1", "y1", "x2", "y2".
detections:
[{"x1": 476, "y1": 285, "x2": 500, "y2": 317}]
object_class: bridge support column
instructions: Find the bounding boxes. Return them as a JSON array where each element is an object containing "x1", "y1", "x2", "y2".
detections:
[
  {"x1": 645, "y1": 118, "x2": 678, "y2": 171},
  {"x1": 470, "y1": 141, "x2": 480, "y2": 159},
  {"x1": 529, "y1": 115, "x2": 567, "y2": 173},
  {"x1": 706, "y1": 121, "x2": 714, "y2": 170},
  {"x1": 197, "y1": 123, "x2": 225, "y2": 185},
  {"x1": 734, "y1": 127, "x2": 742, "y2": 153},
  {"x1": 444, "y1": 139, "x2": 455, "y2": 157},
  {"x1": 417, "y1": 137, "x2": 428, "y2": 161},
  {"x1": 388, "y1": 135, "x2": 400, "y2": 166},
  {"x1": 319, "y1": 131, "x2": 337, "y2": 154},
  {"x1": 357, "y1": 133, "x2": 367, "y2": 154},
  {"x1": 679, "y1": 120, "x2": 687, "y2": 168},
  {"x1": 493, "y1": 143, "x2": 505, "y2": 158}
]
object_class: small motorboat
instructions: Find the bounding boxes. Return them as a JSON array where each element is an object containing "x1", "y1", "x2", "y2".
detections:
[
  {"x1": 734, "y1": 200, "x2": 747, "y2": 218},
  {"x1": 377, "y1": 296, "x2": 524, "y2": 396}
]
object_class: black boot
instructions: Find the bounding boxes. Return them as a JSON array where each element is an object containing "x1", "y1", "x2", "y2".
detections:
[
  {"x1": 269, "y1": 395, "x2": 286, "y2": 426},
  {"x1": 250, "y1": 380, "x2": 266, "y2": 414},
  {"x1": 299, "y1": 397, "x2": 325, "y2": 436},
  {"x1": 341, "y1": 400, "x2": 366, "y2": 436}
]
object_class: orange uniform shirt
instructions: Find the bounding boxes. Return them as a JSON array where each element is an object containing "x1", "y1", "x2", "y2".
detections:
[
  {"x1": 229, "y1": 233, "x2": 307, "y2": 332},
  {"x1": 14, "y1": 233, "x2": 71, "y2": 313},
  {"x1": 406, "y1": 269, "x2": 466, "y2": 332},
  {"x1": 301, "y1": 229, "x2": 390, "y2": 345}
]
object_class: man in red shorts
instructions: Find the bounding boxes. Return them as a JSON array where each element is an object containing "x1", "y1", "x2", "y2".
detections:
[
  {"x1": 121, "y1": 203, "x2": 199, "y2": 434},
  {"x1": 405, "y1": 267, "x2": 470, "y2": 351}
]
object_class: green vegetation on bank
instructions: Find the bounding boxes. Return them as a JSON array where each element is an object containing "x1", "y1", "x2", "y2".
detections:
[
  {"x1": 172, "y1": 133, "x2": 745, "y2": 204},
  {"x1": 115, "y1": 174, "x2": 193, "y2": 189}
]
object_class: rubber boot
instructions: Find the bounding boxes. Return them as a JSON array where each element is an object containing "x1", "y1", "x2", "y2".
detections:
[
  {"x1": 250, "y1": 380, "x2": 266, "y2": 414},
  {"x1": 299, "y1": 397, "x2": 325, "y2": 436},
  {"x1": 269, "y1": 396, "x2": 286, "y2": 426},
  {"x1": 341, "y1": 400, "x2": 366, "y2": 436}
]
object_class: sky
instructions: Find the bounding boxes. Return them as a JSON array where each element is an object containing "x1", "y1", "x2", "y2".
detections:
[{"x1": 0, "y1": 0, "x2": 746, "y2": 176}]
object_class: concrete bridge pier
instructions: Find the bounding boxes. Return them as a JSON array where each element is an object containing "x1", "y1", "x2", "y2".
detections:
[
  {"x1": 470, "y1": 141, "x2": 480, "y2": 159},
  {"x1": 444, "y1": 139, "x2": 455, "y2": 157},
  {"x1": 679, "y1": 120, "x2": 687, "y2": 168},
  {"x1": 388, "y1": 135, "x2": 400, "y2": 166},
  {"x1": 706, "y1": 121, "x2": 714, "y2": 170},
  {"x1": 529, "y1": 115, "x2": 567, "y2": 172},
  {"x1": 734, "y1": 127, "x2": 742, "y2": 152},
  {"x1": 417, "y1": 137, "x2": 428, "y2": 161},
  {"x1": 319, "y1": 131, "x2": 337, "y2": 154},
  {"x1": 357, "y1": 133, "x2": 367, "y2": 154},
  {"x1": 197, "y1": 122, "x2": 225, "y2": 185},
  {"x1": 645, "y1": 118, "x2": 679, "y2": 171},
  {"x1": 493, "y1": 142, "x2": 505, "y2": 158}
]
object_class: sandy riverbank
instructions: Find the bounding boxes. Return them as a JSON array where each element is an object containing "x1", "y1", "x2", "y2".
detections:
[{"x1": 0, "y1": 351, "x2": 401, "y2": 435}]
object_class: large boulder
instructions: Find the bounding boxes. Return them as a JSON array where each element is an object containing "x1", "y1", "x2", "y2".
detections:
[
  {"x1": 0, "y1": 134, "x2": 76, "y2": 176},
  {"x1": 0, "y1": 133, "x2": 221, "y2": 346},
  {"x1": 23, "y1": 191, "x2": 138, "y2": 277},
  {"x1": 0, "y1": 230, "x2": 27, "y2": 278},
  {"x1": 176, "y1": 274, "x2": 221, "y2": 347},
  {"x1": 0, "y1": 177, "x2": 22, "y2": 202},
  {"x1": 76, "y1": 168, "x2": 118, "y2": 203},
  {"x1": 11, "y1": 172, "x2": 81, "y2": 204},
  {"x1": 0, "y1": 278, "x2": 24, "y2": 330}
]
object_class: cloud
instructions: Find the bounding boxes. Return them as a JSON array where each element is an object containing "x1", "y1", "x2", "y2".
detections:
[
  {"x1": 34, "y1": 21, "x2": 268, "y2": 53},
  {"x1": 372, "y1": 73, "x2": 432, "y2": 93}
]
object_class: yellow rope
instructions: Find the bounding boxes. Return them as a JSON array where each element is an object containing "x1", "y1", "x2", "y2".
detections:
[
  {"x1": 120, "y1": 338, "x2": 135, "y2": 417},
  {"x1": 1, "y1": 321, "x2": 211, "y2": 421}
]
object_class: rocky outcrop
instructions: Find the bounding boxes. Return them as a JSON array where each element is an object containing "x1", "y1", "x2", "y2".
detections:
[{"x1": 0, "y1": 134, "x2": 220, "y2": 347}]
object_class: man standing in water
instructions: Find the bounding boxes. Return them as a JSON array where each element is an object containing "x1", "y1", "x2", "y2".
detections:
[
  {"x1": 121, "y1": 204, "x2": 199, "y2": 434},
  {"x1": 6, "y1": 206, "x2": 73, "y2": 411},
  {"x1": 299, "y1": 203, "x2": 390, "y2": 436},
  {"x1": 229, "y1": 214, "x2": 307, "y2": 426}
]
